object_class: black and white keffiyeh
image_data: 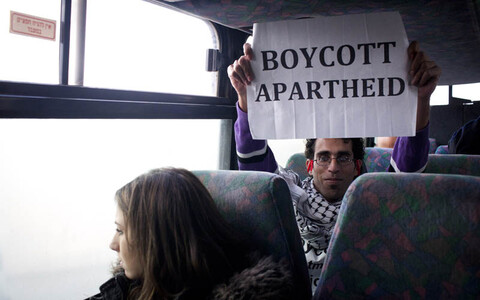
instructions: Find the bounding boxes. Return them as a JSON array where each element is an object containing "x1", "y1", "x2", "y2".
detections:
[
  {"x1": 277, "y1": 167, "x2": 342, "y2": 292},
  {"x1": 276, "y1": 167, "x2": 342, "y2": 252},
  {"x1": 298, "y1": 177, "x2": 342, "y2": 251}
]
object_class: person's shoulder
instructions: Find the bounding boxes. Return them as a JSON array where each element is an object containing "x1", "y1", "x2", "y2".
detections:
[
  {"x1": 277, "y1": 166, "x2": 301, "y2": 185},
  {"x1": 83, "y1": 277, "x2": 117, "y2": 300},
  {"x1": 301, "y1": 175, "x2": 313, "y2": 188},
  {"x1": 210, "y1": 255, "x2": 293, "y2": 300},
  {"x1": 84, "y1": 273, "x2": 133, "y2": 300},
  {"x1": 84, "y1": 292, "x2": 104, "y2": 300}
]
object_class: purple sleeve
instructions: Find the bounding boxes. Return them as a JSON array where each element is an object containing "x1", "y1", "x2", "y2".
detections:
[
  {"x1": 234, "y1": 103, "x2": 278, "y2": 173},
  {"x1": 390, "y1": 124, "x2": 430, "y2": 173}
]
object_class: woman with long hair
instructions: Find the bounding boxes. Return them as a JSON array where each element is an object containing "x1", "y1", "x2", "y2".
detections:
[{"x1": 87, "y1": 167, "x2": 292, "y2": 300}]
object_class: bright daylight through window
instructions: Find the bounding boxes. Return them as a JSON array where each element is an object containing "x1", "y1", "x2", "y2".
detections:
[{"x1": 0, "y1": 1, "x2": 219, "y2": 299}]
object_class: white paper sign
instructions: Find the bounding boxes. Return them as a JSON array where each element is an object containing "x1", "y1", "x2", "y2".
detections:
[{"x1": 247, "y1": 12, "x2": 417, "y2": 139}]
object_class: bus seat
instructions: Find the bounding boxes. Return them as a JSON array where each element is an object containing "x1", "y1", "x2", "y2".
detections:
[
  {"x1": 435, "y1": 145, "x2": 449, "y2": 154},
  {"x1": 286, "y1": 149, "x2": 480, "y2": 179},
  {"x1": 193, "y1": 170, "x2": 312, "y2": 300},
  {"x1": 424, "y1": 154, "x2": 480, "y2": 176},
  {"x1": 364, "y1": 147, "x2": 393, "y2": 172},
  {"x1": 429, "y1": 138, "x2": 437, "y2": 153},
  {"x1": 364, "y1": 150, "x2": 480, "y2": 176},
  {"x1": 285, "y1": 153, "x2": 309, "y2": 181},
  {"x1": 315, "y1": 173, "x2": 480, "y2": 299},
  {"x1": 285, "y1": 148, "x2": 395, "y2": 179}
]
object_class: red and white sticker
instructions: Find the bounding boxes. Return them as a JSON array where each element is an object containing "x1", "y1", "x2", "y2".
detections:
[{"x1": 10, "y1": 11, "x2": 56, "y2": 41}]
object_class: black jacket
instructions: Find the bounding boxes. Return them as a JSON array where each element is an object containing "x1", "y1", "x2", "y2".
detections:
[
  {"x1": 87, "y1": 273, "x2": 131, "y2": 300},
  {"x1": 86, "y1": 256, "x2": 293, "y2": 300}
]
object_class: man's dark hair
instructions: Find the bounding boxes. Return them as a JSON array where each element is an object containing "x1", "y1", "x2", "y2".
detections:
[{"x1": 304, "y1": 138, "x2": 365, "y2": 161}]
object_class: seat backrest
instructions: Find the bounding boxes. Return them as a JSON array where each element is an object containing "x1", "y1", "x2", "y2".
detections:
[
  {"x1": 425, "y1": 154, "x2": 480, "y2": 176},
  {"x1": 315, "y1": 173, "x2": 480, "y2": 299},
  {"x1": 193, "y1": 170, "x2": 312, "y2": 300},
  {"x1": 364, "y1": 147, "x2": 393, "y2": 172},
  {"x1": 287, "y1": 148, "x2": 394, "y2": 178},
  {"x1": 285, "y1": 152, "x2": 308, "y2": 181},
  {"x1": 286, "y1": 148, "x2": 394, "y2": 178},
  {"x1": 287, "y1": 150, "x2": 480, "y2": 178},
  {"x1": 435, "y1": 144, "x2": 449, "y2": 154},
  {"x1": 429, "y1": 137, "x2": 437, "y2": 153}
]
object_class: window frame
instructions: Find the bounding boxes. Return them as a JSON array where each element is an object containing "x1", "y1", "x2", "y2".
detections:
[
  {"x1": 0, "y1": 0, "x2": 251, "y2": 170},
  {"x1": 0, "y1": 81, "x2": 235, "y2": 119}
]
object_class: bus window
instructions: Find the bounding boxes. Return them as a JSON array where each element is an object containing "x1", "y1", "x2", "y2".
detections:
[
  {"x1": 431, "y1": 83, "x2": 480, "y2": 106},
  {"x1": 0, "y1": 1, "x2": 221, "y2": 299},
  {"x1": 84, "y1": 0, "x2": 217, "y2": 96},
  {"x1": 0, "y1": 119, "x2": 221, "y2": 299},
  {"x1": 453, "y1": 82, "x2": 480, "y2": 101},
  {"x1": 0, "y1": 0, "x2": 60, "y2": 84},
  {"x1": 430, "y1": 85, "x2": 449, "y2": 106},
  {"x1": 268, "y1": 139, "x2": 306, "y2": 167}
]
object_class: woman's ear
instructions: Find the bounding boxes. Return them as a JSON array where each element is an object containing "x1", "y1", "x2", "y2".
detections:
[{"x1": 306, "y1": 159, "x2": 314, "y2": 174}]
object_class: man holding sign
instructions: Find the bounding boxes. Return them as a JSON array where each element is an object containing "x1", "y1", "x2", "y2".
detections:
[{"x1": 228, "y1": 15, "x2": 440, "y2": 293}]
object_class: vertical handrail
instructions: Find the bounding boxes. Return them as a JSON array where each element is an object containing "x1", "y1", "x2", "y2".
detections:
[
  {"x1": 70, "y1": 0, "x2": 87, "y2": 86},
  {"x1": 59, "y1": 0, "x2": 72, "y2": 85}
]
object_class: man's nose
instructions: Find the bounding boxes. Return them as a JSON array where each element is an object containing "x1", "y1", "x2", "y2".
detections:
[{"x1": 327, "y1": 158, "x2": 340, "y2": 172}]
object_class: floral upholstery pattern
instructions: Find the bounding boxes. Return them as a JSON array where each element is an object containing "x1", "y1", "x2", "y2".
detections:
[
  {"x1": 435, "y1": 145, "x2": 449, "y2": 154},
  {"x1": 364, "y1": 147, "x2": 393, "y2": 173},
  {"x1": 193, "y1": 170, "x2": 311, "y2": 300},
  {"x1": 429, "y1": 138, "x2": 437, "y2": 154},
  {"x1": 286, "y1": 148, "x2": 395, "y2": 178},
  {"x1": 315, "y1": 173, "x2": 480, "y2": 299},
  {"x1": 285, "y1": 153, "x2": 309, "y2": 180},
  {"x1": 425, "y1": 154, "x2": 480, "y2": 176},
  {"x1": 287, "y1": 150, "x2": 480, "y2": 177}
]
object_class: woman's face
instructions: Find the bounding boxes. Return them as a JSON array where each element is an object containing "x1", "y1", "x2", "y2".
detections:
[{"x1": 110, "y1": 206, "x2": 143, "y2": 279}]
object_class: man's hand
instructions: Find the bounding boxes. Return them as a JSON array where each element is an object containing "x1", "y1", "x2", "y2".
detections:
[
  {"x1": 227, "y1": 43, "x2": 254, "y2": 112},
  {"x1": 408, "y1": 41, "x2": 441, "y2": 130}
]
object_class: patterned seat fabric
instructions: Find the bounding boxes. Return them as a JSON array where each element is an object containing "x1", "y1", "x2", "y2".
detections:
[
  {"x1": 429, "y1": 138, "x2": 437, "y2": 154},
  {"x1": 285, "y1": 153, "x2": 308, "y2": 180},
  {"x1": 193, "y1": 170, "x2": 312, "y2": 300},
  {"x1": 435, "y1": 145, "x2": 449, "y2": 154},
  {"x1": 288, "y1": 149, "x2": 480, "y2": 177},
  {"x1": 286, "y1": 148, "x2": 395, "y2": 178},
  {"x1": 425, "y1": 154, "x2": 480, "y2": 176},
  {"x1": 314, "y1": 173, "x2": 480, "y2": 299},
  {"x1": 363, "y1": 147, "x2": 393, "y2": 173}
]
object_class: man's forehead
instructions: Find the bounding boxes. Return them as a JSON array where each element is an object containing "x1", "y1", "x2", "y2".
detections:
[{"x1": 314, "y1": 138, "x2": 353, "y2": 153}]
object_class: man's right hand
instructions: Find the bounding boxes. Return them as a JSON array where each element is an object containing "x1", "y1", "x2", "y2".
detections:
[{"x1": 227, "y1": 43, "x2": 254, "y2": 112}]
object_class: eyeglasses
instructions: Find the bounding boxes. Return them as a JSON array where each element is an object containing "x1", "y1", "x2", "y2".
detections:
[{"x1": 314, "y1": 154, "x2": 354, "y2": 167}]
